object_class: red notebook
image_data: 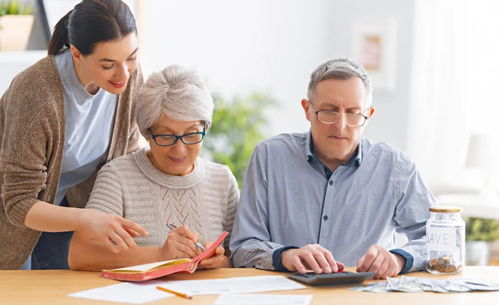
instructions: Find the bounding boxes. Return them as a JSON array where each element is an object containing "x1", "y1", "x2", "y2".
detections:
[{"x1": 100, "y1": 231, "x2": 229, "y2": 282}]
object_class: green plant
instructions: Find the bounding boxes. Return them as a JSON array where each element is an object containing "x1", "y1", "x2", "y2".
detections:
[
  {"x1": 203, "y1": 92, "x2": 279, "y2": 188},
  {"x1": 466, "y1": 217, "x2": 499, "y2": 242},
  {"x1": 0, "y1": 0, "x2": 33, "y2": 16}
]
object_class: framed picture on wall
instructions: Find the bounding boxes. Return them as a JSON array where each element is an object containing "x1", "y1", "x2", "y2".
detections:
[
  {"x1": 353, "y1": 17, "x2": 397, "y2": 92},
  {"x1": 37, "y1": 0, "x2": 136, "y2": 43}
]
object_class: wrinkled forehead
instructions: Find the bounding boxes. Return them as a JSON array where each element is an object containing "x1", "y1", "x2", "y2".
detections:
[{"x1": 311, "y1": 77, "x2": 371, "y2": 109}]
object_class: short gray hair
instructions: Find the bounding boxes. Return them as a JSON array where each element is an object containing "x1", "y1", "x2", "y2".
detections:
[
  {"x1": 136, "y1": 65, "x2": 214, "y2": 137},
  {"x1": 307, "y1": 58, "x2": 372, "y2": 106}
]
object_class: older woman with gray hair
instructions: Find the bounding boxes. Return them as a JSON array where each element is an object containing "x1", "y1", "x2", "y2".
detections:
[{"x1": 68, "y1": 65, "x2": 239, "y2": 271}]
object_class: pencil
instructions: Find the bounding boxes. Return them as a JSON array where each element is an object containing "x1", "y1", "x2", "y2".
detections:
[
  {"x1": 166, "y1": 223, "x2": 177, "y2": 231},
  {"x1": 166, "y1": 223, "x2": 206, "y2": 251},
  {"x1": 194, "y1": 241, "x2": 206, "y2": 251},
  {"x1": 156, "y1": 286, "x2": 192, "y2": 299}
]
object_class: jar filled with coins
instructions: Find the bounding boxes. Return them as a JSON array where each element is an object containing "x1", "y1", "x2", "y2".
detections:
[{"x1": 426, "y1": 206, "x2": 465, "y2": 274}]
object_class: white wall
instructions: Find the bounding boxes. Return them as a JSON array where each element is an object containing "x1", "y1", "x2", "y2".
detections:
[
  {"x1": 16, "y1": 0, "x2": 417, "y2": 153},
  {"x1": 328, "y1": 0, "x2": 416, "y2": 153},
  {"x1": 140, "y1": 0, "x2": 335, "y2": 135},
  {"x1": 140, "y1": 0, "x2": 416, "y2": 152}
]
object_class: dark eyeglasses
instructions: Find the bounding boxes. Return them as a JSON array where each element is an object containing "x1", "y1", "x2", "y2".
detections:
[{"x1": 149, "y1": 129, "x2": 206, "y2": 146}]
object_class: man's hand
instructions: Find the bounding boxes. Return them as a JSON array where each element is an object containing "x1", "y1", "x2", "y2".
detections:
[
  {"x1": 78, "y1": 209, "x2": 148, "y2": 253},
  {"x1": 198, "y1": 243, "x2": 230, "y2": 269},
  {"x1": 356, "y1": 245, "x2": 405, "y2": 279},
  {"x1": 160, "y1": 226, "x2": 202, "y2": 260},
  {"x1": 281, "y1": 244, "x2": 345, "y2": 274}
]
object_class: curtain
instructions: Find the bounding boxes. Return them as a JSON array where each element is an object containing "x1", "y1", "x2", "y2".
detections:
[{"x1": 408, "y1": 0, "x2": 499, "y2": 194}]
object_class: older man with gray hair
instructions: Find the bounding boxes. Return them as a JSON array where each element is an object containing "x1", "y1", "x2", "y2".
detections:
[
  {"x1": 230, "y1": 58, "x2": 434, "y2": 279},
  {"x1": 68, "y1": 65, "x2": 239, "y2": 271}
]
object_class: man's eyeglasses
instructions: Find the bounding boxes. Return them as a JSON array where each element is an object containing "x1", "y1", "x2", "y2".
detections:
[
  {"x1": 314, "y1": 110, "x2": 369, "y2": 127},
  {"x1": 149, "y1": 128, "x2": 206, "y2": 146},
  {"x1": 311, "y1": 105, "x2": 371, "y2": 127}
]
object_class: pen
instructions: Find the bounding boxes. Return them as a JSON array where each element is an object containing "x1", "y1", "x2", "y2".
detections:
[
  {"x1": 166, "y1": 223, "x2": 206, "y2": 251},
  {"x1": 156, "y1": 286, "x2": 192, "y2": 299}
]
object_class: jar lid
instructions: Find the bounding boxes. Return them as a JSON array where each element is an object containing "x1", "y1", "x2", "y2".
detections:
[{"x1": 430, "y1": 206, "x2": 463, "y2": 213}]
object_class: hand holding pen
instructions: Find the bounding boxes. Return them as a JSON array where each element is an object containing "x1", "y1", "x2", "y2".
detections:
[
  {"x1": 167, "y1": 224, "x2": 206, "y2": 251},
  {"x1": 160, "y1": 224, "x2": 205, "y2": 260}
]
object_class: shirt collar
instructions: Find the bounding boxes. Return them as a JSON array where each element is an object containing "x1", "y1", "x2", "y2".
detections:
[
  {"x1": 351, "y1": 141, "x2": 363, "y2": 167},
  {"x1": 305, "y1": 131, "x2": 363, "y2": 168},
  {"x1": 305, "y1": 131, "x2": 314, "y2": 161}
]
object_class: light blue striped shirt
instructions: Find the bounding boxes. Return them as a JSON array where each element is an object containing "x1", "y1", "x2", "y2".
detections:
[{"x1": 230, "y1": 132, "x2": 435, "y2": 272}]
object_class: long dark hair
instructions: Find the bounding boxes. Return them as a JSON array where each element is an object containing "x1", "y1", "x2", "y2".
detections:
[{"x1": 48, "y1": 0, "x2": 136, "y2": 55}]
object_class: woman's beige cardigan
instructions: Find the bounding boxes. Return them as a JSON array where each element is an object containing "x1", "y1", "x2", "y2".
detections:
[{"x1": 0, "y1": 56, "x2": 143, "y2": 269}]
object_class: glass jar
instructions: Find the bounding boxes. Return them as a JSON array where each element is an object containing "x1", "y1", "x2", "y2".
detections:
[{"x1": 426, "y1": 206, "x2": 465, "y2": 274}]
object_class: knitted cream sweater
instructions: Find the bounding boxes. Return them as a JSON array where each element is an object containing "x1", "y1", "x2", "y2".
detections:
[{"x1": 86, "y1": 148, "x2": 239, "y2": 247}]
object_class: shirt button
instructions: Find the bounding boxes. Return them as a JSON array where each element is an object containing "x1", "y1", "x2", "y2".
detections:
[
  {"x1": 323, "y1": 215, "x2": 328, "y2": 221},
  {"x1": 329, "y1": 180, "x2": 333, "y2": 186}
]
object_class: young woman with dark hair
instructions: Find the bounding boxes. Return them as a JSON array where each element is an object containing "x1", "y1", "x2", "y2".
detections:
[{"x1": 0, "y1": 0, "x2": 147, "y2": 270}]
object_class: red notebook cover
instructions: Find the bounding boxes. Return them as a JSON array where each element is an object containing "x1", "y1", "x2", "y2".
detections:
[{"x1": 100, "y1": 231, "x2": 229, "y2": 281}]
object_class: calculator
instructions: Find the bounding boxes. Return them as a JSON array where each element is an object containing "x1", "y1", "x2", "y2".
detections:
[{"x1": 288, "y1": 271, "x2": 375, "y2": 286}]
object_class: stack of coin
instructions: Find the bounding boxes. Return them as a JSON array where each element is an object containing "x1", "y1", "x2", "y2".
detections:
[{"x1": 426, "y1": 256, "x2": 462, "y2": 273}]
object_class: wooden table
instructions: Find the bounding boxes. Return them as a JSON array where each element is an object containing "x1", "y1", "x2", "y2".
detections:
[{"x1": 1, "y1": 267, "x2": 499, "y2": 304}]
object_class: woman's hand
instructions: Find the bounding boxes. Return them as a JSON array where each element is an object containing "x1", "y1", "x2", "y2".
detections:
[
  {"x1": 160, "y1": 226, "x2": 202, "y2": 260},
  {"x1": 77, "y1": 209, "x2": 148, "y2": 253},
  {"x1": 198, "y1": 243, "x2": 231, "y2": 269}
]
